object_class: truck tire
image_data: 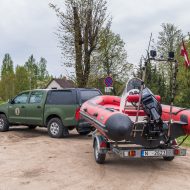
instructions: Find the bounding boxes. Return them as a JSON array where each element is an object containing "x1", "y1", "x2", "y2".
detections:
[
  {"x1": 47, "y1": 118, "x2": 69, "y2": 138},
  {"x1": 94, "y1": 140, "x2": 106, "y2": 164},
  {"x1": 0, "y1": 114, "x2": 9, "y2": 132},
  {"x1": 28, "y1": 125, "x2": 37, "y2": 129},
  {"x1": 163, "y1": 156, "x2": 175, "y2": 161}
]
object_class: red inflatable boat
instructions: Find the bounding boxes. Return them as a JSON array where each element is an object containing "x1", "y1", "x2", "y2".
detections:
[
  {"x1": 162, "y1": 105, "x2": 190, "y2": 134},
  {"x1": 80, "y1": 78, "x2": 189, "y2": 147}
]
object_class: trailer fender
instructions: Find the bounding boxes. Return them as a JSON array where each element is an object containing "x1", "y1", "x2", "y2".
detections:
[{"x1": 93, "y1": 135, "x2": 108, "y2": 154}]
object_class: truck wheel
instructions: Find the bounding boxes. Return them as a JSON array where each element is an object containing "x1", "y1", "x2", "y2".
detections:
[
  {"x1": 94, "y1": 140, "x2": 106, "y2": 164},
  {"x1": 163, "y1": 156, "x2": 175, "y2": 161},
  {"x1": 28, "y1": 125, "x2": 37, "y2": 129},
  {"x1": 47, "y1": 118, "x2": 68, "y2": 138},
  {"x1": 0, "y1": 114, "x2": 9, "y2": 132}
]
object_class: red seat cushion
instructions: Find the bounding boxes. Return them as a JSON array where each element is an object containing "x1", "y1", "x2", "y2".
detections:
[
  {"x1": 127, "y1": 95, "x2": 161, "y2": 103},
  {"x1": 124, "y1": 109, "x2": 146, "y2": 116}
]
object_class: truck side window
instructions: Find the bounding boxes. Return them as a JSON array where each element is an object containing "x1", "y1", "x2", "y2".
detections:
[
  {"x1": 80, "y1": 90, "x2": 101, "y2": 103},
  {"x1": 46, "y1": 91, "x2": 76, "y2": 105},
  {"x1": 14, "y1": 92, "x2": 30, "y2": 104},
  {"x1": 29, "y1": 91, "x2": 44, "y2": 104}
]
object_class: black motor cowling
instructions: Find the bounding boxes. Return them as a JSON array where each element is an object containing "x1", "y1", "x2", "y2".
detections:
[{"x1": 141, "y1": 88, "x2": 162, "y2": 122}]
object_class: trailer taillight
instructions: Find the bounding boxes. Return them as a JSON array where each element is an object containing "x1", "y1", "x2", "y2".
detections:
[
  {"x1": 129, "y1": 150, "x2": 136, "y2": 157},
  {"x1": 174, "y1": 149, "x2": 180, "y2": 155}
]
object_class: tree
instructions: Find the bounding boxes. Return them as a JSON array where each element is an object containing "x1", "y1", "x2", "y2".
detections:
[
  {"x1": 37, "y1": 58, "x2": 48, "y2": 80},
  {"x1": 175, "y1": 39, "x2": 190, "y2": 107},
  {"x1": 37, "y1": 57, "x2": 52, "y2": 88},
  {"x1": 156, "y1": 23, "x2": 183, "y2": 103},
  {"x1": 157, "y1": 23, "x2": 182, "y2": 57},
  {"x1": 24, "y1": 55, "x2": 38, "y2": 89},
  {"x1": 15, "y1": 66, "x2": 30, "y2": 94},
  {"x1": 50, "y1": 0, "x2": 108, "y2": 87},
  {"x1": 0, "y1": 54, "x2": 15, "y2": 100},
  {"x1": 135, "y1": 60, "x2": 166, "y2": 99},
  {"x1": 89, "y1": 23, "x2": 133, "y2": 94},
  {"x1": 95, "y1": 22, "x2": 132, "y2": 81}
]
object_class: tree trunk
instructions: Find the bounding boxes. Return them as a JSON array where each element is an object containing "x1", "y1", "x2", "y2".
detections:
[{"x1": 73, "y1": 7, "x2": 83, "y2": 87}]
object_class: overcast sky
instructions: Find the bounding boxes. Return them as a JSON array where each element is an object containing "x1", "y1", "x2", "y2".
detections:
[{"x1": 0, "y1": 0, "x2": 190, "y2": 77}]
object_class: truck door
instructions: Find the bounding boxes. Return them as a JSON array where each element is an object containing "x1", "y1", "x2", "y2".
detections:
[
  {"x1": 25, "y1": 91, "x2": 45, "y2": 126},
  {"x1": 8, "y1": 92, "x2": 30, "y2": 124}
]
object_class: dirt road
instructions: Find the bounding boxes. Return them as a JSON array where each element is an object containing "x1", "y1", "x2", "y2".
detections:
[{"x1": 0, "y1": 126, "x2": 190, "y2": 190}]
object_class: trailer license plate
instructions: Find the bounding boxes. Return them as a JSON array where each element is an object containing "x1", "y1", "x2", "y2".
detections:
[{"x1": 142, "y1": 150, "x2": 167, "y2": 157}]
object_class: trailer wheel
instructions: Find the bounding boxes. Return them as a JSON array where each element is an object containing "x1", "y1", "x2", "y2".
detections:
[
  {"x1": 163, "y1": 156, "x2": 175, "y2": 161},
  {"x1": 94, "y1": 140, "x2": 106, "y2": 164}
]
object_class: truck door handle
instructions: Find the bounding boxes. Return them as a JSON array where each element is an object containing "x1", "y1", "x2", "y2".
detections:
[
  {"x1": 37, "y1": 106, "x2": 41, "y2": 109},
  {"x1": 21, "y1": 106, "x2": 25, "y2": 108}
]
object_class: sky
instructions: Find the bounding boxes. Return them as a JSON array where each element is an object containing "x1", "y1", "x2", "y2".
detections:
[{"x1": 0, "y1": 0, "x2": 190, "y2": 77}]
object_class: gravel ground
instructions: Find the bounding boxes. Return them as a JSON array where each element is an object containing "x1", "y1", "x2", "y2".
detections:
[{"x1": 0, "y1": 126, "x2": 190, "y2": 190}]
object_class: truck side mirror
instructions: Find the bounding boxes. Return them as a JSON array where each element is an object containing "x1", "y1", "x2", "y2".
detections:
[{"x1": 9, "y1": 99, "x2": 14, "y2": 104}]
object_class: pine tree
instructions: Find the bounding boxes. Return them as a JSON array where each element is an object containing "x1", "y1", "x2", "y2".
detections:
[
  {"x1": 15, "y1": 66, "x2": 30, "y2": 94},
  {"x1": 0, "y1": 54, "x2": 15, "y2": 100},
  {"x1": 157, "y1": 23, "x2": 182, "y2": 103},
  {"x1": 24, "y1": 55, "x2": 38, "y2": 89}
]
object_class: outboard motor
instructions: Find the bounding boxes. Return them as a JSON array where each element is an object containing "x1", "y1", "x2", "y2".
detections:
[{"x1": 141, "y1": 88, "x2": 162, "y2": 123}]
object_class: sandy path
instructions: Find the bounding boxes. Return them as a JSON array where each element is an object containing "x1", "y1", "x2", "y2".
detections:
[{"x1": 0, "y1": 126, "x2": 190, "y2": 190}]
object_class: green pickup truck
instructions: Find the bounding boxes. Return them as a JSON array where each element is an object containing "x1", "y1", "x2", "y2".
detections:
[{"x1": 0, "y1": 88, "x2": 102, "y2": 138}]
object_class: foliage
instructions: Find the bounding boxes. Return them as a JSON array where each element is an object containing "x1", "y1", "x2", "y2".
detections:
[
  {"x1": 175, "y1": 40, "x2": 190, "y2": 107},
  {"x1": 136, "y1": 23, "x2": 183, "y2": 104},
  {"x1": 15, "y1": 66, "x2": 30, "y2": 94},
  {"x1": 92, "y1": 22, "x2": 133, "y2": 82},
  {"x1": 157, "y1": 23, "x2": 183, "y2": 103},
  {"x1": 37, "y1": 58, "x2": 52, "y2": 89},
  {"x1": 24, "y1": 55, "x2": 38, "y2": 89},
  {"x1": 0, "y1": 54, "x2": 51, "y2": 101},
  {"x1": 0, "y1": 54, "x2": 15, "y2": 100},
  {"x1": 157, "y1": 23, "x2": 182, "y2": 58},
  {"x1": 50, "y1": 0, "x2": 108, "y2": 87},
  {"x1": 88, "y1": 22, "x2": 133, "y2": 94}
]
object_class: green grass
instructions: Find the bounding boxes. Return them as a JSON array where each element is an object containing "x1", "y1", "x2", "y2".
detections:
[
  {"x1": 177, "y1": 136, "x2": 190, "y2": 147},
  {"x1": 0, "y1": 101, "x2": 5, "y2": 105}
]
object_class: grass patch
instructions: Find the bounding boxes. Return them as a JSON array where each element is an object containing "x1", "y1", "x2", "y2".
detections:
[
  {"x1": 0, "y1": 101, "x2": 6, "y2": 105},
  {"x1": 177, "y1": 136, "x2": 190, "y2": 147}
]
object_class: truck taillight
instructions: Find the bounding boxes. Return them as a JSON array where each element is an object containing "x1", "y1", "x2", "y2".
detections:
[{"x1": 75, "y1": 107, "x2": 80, "y2": 121}]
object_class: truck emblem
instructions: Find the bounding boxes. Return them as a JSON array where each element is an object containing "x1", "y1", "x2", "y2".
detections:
[{"x1": 15, "y1": 108, "x2": 20, "y2": 116}]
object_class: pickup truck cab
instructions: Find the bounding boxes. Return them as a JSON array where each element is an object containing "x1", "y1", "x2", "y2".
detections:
[{"x1": 0, "y1": 88, "x2": 102, "y2": 138}]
